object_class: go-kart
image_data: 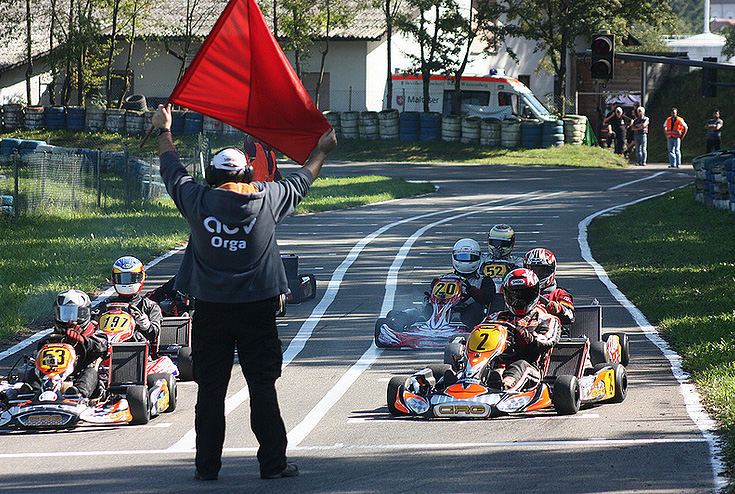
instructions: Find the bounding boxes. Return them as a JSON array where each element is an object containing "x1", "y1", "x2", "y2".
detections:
[
  {"x1": 375, "y1": 274, "x2": 471, "y2": 349},
  {"x1": 0, "y1": 335, "x2": 176, "y2": 429},
  {"x1": 387, "y1": 320, "x2": 627, "y2": 418}
]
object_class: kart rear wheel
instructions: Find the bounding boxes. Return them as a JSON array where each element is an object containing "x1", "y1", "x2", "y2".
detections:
[
  {"x1": 177, "y1": 346, "x2": 194, "y2": 381},
  {"x1": 148, "y1": 372, "x2": 177, "y2": 413},
  {"x1": 127, "y1": 384, "x2": 151, "y2": 425},
  {"x1": 604, "y1": 332, "x2": 630, "y2": 366},
  {"x1": 589, "y1": 341, "x2": 608, "y2": 366},
  {"x1": 609, "y1": 363, "x2": 628, "y2": 403},
  {"x1": 374, "y1": 318, "x2": 389, "y2": 348},
  {"x1": 387, "y1": 376, "x2": 408, "y2": 416},
  {"x1": 553, "y1": 375, "x2": 581, "y2": 415},
  {"x1": 443, "y1": 342, "x2": 465, "y2": 370}
]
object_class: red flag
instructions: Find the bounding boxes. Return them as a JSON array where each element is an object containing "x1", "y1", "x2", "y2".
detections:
[{"x1": 169, "y1": 0, "x2": 331, "y2": 165}]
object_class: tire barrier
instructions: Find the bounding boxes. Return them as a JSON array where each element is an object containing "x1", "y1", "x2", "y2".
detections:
[
  {"x1": 480, "y1": 118, "x2": 501, "y2": 147},
  {"x1": 66, "y1": 107, "x2": 86, "y2": 131},
  {"x1": 122, "y1": 94, "x2": 147, "y2": 112},
  {"x1": 542, "y1": 119, "x2": 565, "y2": 148},
  {"x1": 693, "y1": 152, "x2": 735, "y2": 210},
  {"x1": 378, "y1": 109, "x2": 399, "y2": 140},
  {"x1": 358, "y1": 111, "x2": 379, "y2": 140},
  {"x1": 341, "y1": 111, "x2": 359, "y2": 139},
  {"x1": 419, "y1": 112, "x2": 441, "y2": 141},
  {"x1": 0, "y1": 138, "x2": 23, "y2": 156},
  {"x1": 125, "y1": 110, "x2": 145, "y2": 135},
  {"x1": 85, "y1": 107, "x2": 105, "y2": 132},
  {"x1": 2, "y1": 104, "x2": 23, "y2": 131},
  {"x1": 24, "y1": 106, "x2": 45, "y2": 130},
  {"x1": 563, "y1": 114, "x2": 587, "y2": 145},
  {"x1": 399, "y1": 111, "x2": 420, "y2": 141},
  {"x1": 323, "y1": 111, "x2": 341, "y2": 136},
  {"x1": 521, "y1": 119, "x2": 543, "y2": 148},
  {"x1": 45, "y1": 106, "x2": 66, "y2": 130},
  {"x1": 442, "y1": 115, "x2": 461, "y2": 142},
  {"x1": 104, "y1": 108, "x2": 125, "y2": 133},
  {"x1": 500, "y1": 118, "x2": 521, "y2": 149},
  {"x1": 221, "y1": 123, "x2": 242, "y2": 136},
  {"x1": 183, "y1": 112, "x2": 203, "y2": 135},
  {"x1": 202, "y1": 115, "x2": 223, "y2": 135},
  {"x1": 1, "y1": 194, "x2": 13, "y2": 215},
  {"x1": 461, "y1": 116, "x2": 481, "y2": 144},
  {"x1": 18, "y1": 139, "x2": 46, "y2": 155},
  {"x1": 171, "y1": 110, "x2": 186, "y2": 134}
]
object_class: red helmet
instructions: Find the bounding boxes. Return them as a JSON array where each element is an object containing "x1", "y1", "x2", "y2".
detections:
[
  {"x1": 502, "y1": 268, "x2": 540, "y2": 316},
  {"x1": 523, "y1": 248, "x2": 556, "y2": 290}
]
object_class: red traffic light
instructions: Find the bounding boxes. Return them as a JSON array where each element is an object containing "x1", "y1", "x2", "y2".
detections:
[
  {"x1": 591, "y1": 36, "x2": 613, "y2": 55},
  {"x1": 590, "y1": 33, "x2": 615, "y2": 80}
]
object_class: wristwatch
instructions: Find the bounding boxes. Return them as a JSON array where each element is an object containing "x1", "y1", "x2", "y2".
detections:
[{"x1": 157, "y1": 128, "x2": 171, "y2": 136}]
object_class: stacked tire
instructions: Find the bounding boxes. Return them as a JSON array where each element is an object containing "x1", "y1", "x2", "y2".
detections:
[
  {"x1": 24, "y1": 106, "x2": 45, "y2": 130},
  {"x1": 726, "y1": 157, "x2": 735, "y2": 212},
  {"x1": 358, "y1": 111, "x2": 379, "y2": 140},
  {"x1": 419, "y1": 112, "x2": 441, "y2": 141},
  {"x1": 461, "y1": 116, "x2": 480, "y2": 144},
  {"x1": 45, "y1": 106, "x2": 66, "y2": 130},
  {"x1": 0, "y1": 138, "x2": 22, "y2": 156},
  {"x1": 104, "y1": 108, "x2": 125, "y2": 133},
  {"x1": 125, "y1": 110, "x2": 145, "y2": 135},
  {"x1": 171, "y1": 110, "x2": 186, "y2": 135},
  {"x1": 521, "y1": 120, "x2": 543, "y2": 148},
  {"x1": 323, "y1": 111, "x2": 341, "y2": 137},
  {"x1": 441, "y1": 115, "x2": 461, "y2": 142},
  {"x1": 500, "y1": 118, "x2": 521, "y2": 149},
  {"x1": 85, "y1": 107, "x2": 105, "y2": 132},
  {"x1": 480, "y1": 118, "x2": 501, "y2": 147},
  {"x1": 183, "y1": 112, "x2": 203, "y2": 135},
  {"x1": 66, "y1": 107, "x2": 86, "y2": 131},
  {"x1": 542, "y1": 119, "x2": 565, "y2": 148},
  {"x1": 2, "y1": 104, "x2": 23, "y2": 131},
  {"x1": 399, "y1": 111, "x2": 420, "y2": 141},
  {"x1": 341, "y1": 111, "x2": 359, "y2": 139},
  {"x1": 563, "y1": 115, "x2": 587, "y2": 145},
  {"x1": 378, "y1": 109, "x2": 399, "y2": 139},
  {"x1": 202, "y1": 115, "x2": 223, "y2": 135}
]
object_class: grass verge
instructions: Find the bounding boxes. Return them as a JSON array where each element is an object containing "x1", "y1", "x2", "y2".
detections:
[
  {"x1": 588, "y1": 184, "x2": 735, "y2": 488},
  {"x1": 0, "y1": 175, "x2": 433, "y2": 344}
]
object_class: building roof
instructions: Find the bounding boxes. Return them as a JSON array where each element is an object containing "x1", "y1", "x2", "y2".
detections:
[{"x1": 0, "y1": 0, "x2": 387, "y2": 72}]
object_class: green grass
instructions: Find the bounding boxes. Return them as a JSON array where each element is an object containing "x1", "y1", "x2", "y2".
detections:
[{"x1": 588, "y1": 185, "x2": 735, "y2": 488}]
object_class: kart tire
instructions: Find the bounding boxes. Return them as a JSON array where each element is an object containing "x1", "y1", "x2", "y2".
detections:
[
  {"x1": 148, "y1": 372, "x2": 177, "y2": 413},
  {"x1": 610, "y1": 363, "x2": 628, "y2": 403},
  {"x1": 443, "y1": 342, "x2": 465, "y2": 370},
  {"x1": 127, "y1": 384, "x2": 151, "y2": 425},
  {"x1": 589, "y1": 340, "x2": 608, "y2": 366},
  {"x1": 603, "y1": 332, "x2": 630, "y2": 366},
  {"x1": 553, "y1": 375, "x2": 581, "y2": 415},
  {"x1": 177, "y1": 346, "x2": 194, "y2": 381},
  {"x1": 374, "y1": 318, "x2": 390, "y2": 348},
  {"x1": 387, "y1": 376, "x2": 408, "y2": 416},
  {"x1": 427, "y1": 364, "x2": 452, "y2": 382}
]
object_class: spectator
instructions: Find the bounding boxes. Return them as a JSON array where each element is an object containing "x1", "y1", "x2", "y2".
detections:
[
  {"x1": 630, "y1": 106, "x2": 649, "y2": 166},
  {"x1": 663, "y1": 108, "x2": 688, "y2": 168},
  {"x1": 151, "y1": 104, "x2": 337, "y2": 482},
  {"x1": 705, "y1": 109, "x2": 723, "y2": 154},
  {"x1": 603, "y1": 107, "x2": 630, "y2": 155}
]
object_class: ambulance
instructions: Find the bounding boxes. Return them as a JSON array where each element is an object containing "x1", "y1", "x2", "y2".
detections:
[{"x1": 387, "y1": 70, "x2": 553, "y2": 120}]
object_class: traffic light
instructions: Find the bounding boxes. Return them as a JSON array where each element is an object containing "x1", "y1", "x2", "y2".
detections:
[
  {"x1": 590, "y1": 33, "x2": 615, "y2": 80},
  {"x1": 702, "y1": 57, "x2": 717, "y2": 97}
]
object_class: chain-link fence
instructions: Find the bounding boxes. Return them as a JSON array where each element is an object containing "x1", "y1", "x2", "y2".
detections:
[{"x1": 0, "y1": 133, "x2": 212, "y2": 217}]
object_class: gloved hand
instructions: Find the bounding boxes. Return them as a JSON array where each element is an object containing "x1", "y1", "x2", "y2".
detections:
[
  {"x1": 515, "y1": 317, "x2": 537, "y2": 344},
  {"x1": 461, "y1": 278, "x2": 479, "y2": 300},
  {"x1": 129, "y1": 307, "x2": 151, "y2": 332},
  {"x1": 65, "y1": 322, "x2": 86, "y2": 345},
  {"x1": 546, "y1": 301, "x2": 562, "y2": 315}
]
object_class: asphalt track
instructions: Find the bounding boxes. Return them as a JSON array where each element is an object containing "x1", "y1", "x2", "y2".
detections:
[{"x1": 0, "y1": 160, "x2": 723, "y2": 493}]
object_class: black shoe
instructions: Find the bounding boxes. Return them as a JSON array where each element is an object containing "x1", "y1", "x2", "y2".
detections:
[
  {"x1": 261, "y1": 462, "x2": 299, "y2": 479},
  {"x1": 64, "y1": 386, "x2": 81, "y2": 397},
  {"x1": 194, "y1": 470, "x2": 218, "y2": 481}
]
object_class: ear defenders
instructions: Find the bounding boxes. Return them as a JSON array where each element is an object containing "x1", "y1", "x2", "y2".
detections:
[{"x1": 205, "y1": 147, "x2": 254, "y2": 186}]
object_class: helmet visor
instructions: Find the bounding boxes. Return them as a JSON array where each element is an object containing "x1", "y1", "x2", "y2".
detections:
[
  {"x1": 54, "y1": 304, "x2": 90, "y2": 324},
  {"x1": 504, "y1": 285, "x2": 538, "y2": 310},
  {"x1": 489, "y1": 238, "x2": 513, "y2": 249},
  {"x1": 113, "y1": 272, "x2": 144, "y2": 285},
  {"x1": 453, "y1": 252, "x2": 481, "y2": 262},
  {"x1": 527, "y1": 264, "x2": 554, "y2": 281}
]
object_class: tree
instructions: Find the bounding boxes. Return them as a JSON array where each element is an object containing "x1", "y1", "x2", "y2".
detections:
[
  {"x1": 723, "y1": 25, "x2": 735, "y2": 61},
  {"x1": 376, "y1": 0, "x2": 404, "y2": 109},
  {"x1": 500, "y1": 0, "x2": 675, "y2": 109}
]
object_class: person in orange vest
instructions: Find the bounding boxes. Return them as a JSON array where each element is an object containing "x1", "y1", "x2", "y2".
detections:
[
  {"x1": 663, "y1": 107, "x2": 688, "y2": 168},
  {"x1": 243, "y1": 134, "x2": 282, "y2": 182}
]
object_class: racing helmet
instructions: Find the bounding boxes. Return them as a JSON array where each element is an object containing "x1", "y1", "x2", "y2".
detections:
[
  {"x1": 523, "y1": 248, "x2": 556, "y2": 290},
  {"x1": 53, "y1": 289, "x2": 92, "y2": 333},
  {"x1": 502, "y1": 268, "x2": 540, "y2": 316},
  {"x1": 487, "y1": 224, "x2": 515, "y2": 259},
  {"x1": 452, "y1": 238, "x2": 482, "y2": 275},
  {"x1": 112, "y1": 256, "x2": 146, "y2": 296},
  {"x1": 205, "y1": 147, "x2": 254, "y2": 187}
]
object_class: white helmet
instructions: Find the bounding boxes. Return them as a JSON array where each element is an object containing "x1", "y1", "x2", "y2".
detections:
[
  {"x1": 53, "y1": 289, "x2": 92, "y2": 332},
  {"x1": 452, "y1": 238, "x2": 482, "y2": 275}
]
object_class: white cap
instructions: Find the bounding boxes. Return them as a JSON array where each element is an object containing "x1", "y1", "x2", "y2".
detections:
[{"x1": 211, "y1": 148, "x2": 249, "y2": 171}]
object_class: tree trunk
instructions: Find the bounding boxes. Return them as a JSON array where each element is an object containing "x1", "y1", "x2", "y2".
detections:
[
  {"x1": 384, "y1": 0, "x2": 393, "y2": 109},
  {"x1": 105, "y1": 0, "x2": 120, "y2": 108},
  {"x1": 25, "y1": 0, "x2": 33, "y2": 105}
]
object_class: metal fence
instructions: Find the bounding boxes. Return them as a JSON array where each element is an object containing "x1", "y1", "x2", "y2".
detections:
[{"x1": 0, "y1": 133, "x2": 209, "y2": 217}]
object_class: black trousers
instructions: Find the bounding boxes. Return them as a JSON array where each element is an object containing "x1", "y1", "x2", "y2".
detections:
[{"x1": 192, "y1": 297, "x2": 287, "y2": 478}]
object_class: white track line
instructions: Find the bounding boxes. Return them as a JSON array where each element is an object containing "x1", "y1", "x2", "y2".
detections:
[
  {"x1": 577, "y1": 185, "x2": 725, "y2": 491},
  {"x1": 607, "y1": 171, "x2": 665, "y2": 191},
  {"x1": 287, "y1": 192, "x2": 564, "y2": 447}
]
